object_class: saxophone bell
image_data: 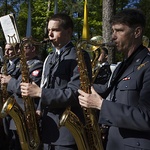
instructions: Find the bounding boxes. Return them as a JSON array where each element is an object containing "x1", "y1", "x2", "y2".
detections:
[
  {"x1": 1, "y1": 95, "x2": 37, "y2": 149},
  {"x1": 0, "y1": 37, "x2": 41, "y2": 150},
  {"x1": 60, "y1": 38, "x2": 104, "y2": 150},
  {"x1": 89, "y1": 35, "x2": 115, "y2": 51}
]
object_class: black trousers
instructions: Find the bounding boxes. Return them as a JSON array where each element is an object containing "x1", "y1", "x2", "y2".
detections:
[
  {"x1": 9, "y1": 130, "x2": 22, "y2": 150},
  {"x1": 0, "y1": 121, "x2": 9, "y2": 150}
]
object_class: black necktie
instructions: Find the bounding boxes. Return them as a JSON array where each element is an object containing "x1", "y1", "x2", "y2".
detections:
[
  {"x1": 53, "y1": 52, "x2": 59, "y2": 65},
  {"x1": 55, "y1": 52, "x2": 59, "y2": 58},
  {"x1": 55, "y1": 52, "x2": 59, "y2": 59}
]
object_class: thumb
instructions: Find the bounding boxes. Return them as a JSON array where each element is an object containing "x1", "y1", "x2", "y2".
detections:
[
  {"x1": 32, "y1": 81, "x2": 36, "y2": 85},
  {"x1": 91, "y1": 86, "x2": 97, "y2": 94}
]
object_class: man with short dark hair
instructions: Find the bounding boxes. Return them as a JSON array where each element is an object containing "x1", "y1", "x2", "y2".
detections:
[
  {"x1": 1, "y1": 37, "x2": 43, "y2": 150},
  {"x1": 78, "y1": 8, "x2": 150, "y2": 150},
  {"x1": 0, "y1": 43, "x2": 20, "y2": 150},
  {"x1": 20, "y1": 13, "x2": 91, "y2": 150}
]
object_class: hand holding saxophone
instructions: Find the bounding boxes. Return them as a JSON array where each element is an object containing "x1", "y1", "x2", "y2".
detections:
[
  {"x1": 20, "y1": 81, "x2": 42, "y2": 98},
  {"x1": 0, "y1": 74, "x2": 12, "y2": 84},
  {"x1": 78, "y1": 86, "x2": 103, "y2": 110}
]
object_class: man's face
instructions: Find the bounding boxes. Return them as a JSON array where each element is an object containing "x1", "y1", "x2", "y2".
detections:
[
  {"x1": 112, "y1": 23, "x2": 135, "y2": 55},
  {"x1": 5, "y1": 44, "x2": 16, "y2": 58},
  {"x1": 98, "y1": 50, "x2": 107, "y2": 63},
  {"x1": 23, "y1": 44, "x2": 34, "y2": 60},
  {"x1": 48, "y1": 20, "x2": 71, "y2": 49}
]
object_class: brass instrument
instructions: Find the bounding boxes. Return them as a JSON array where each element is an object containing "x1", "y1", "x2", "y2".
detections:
[
  {"x1": 80, "y1": 36, "x2": 114, "y2": 83},
  {"x1": 142, "y1": 35, "x2": 149, "y2": 48},
  {"x1": 0, "y1": 55, "x2": 9, "y2": 115},
  {"x1": 89, "y1": 36, "x2": 104, "y2": 83},
  {"x1": 1, "y1": 37, "x2": 41, "y2": 150},
  {"x1": 59, "y1": 37, "x2": 115, "y2": 150},
  {"x1": 0, "y1": 38, "x2": 20, "y2": 114}
]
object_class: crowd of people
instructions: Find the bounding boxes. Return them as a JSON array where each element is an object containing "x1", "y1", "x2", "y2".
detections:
[{"x1": 0, "y1": 8, "x2": 150, "y2": 150}]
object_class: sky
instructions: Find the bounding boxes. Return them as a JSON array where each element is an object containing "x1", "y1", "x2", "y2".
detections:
[{"x1": 125, "y1": 0, "x2": 140, "y2": 8}]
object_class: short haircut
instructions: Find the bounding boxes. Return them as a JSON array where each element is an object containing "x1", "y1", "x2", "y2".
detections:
[
  {"x1": 5, "y1": 43, "x2": 19, "y2": 50},
  {"x1": 21, "y1": 37, "x2": 40, "y2": 52},
  {"x1": 49, "y1": 13, "x2": 74, "y2": 30},
  {"x1": 22, "y1": 37, "x2": 39, "y2": 46},
  {"x1": 110, "y1": 9, "x2": 146, "y2": 29},
  {"x1": 102, "y1": 47, "x2": 108, "y2": 55}
]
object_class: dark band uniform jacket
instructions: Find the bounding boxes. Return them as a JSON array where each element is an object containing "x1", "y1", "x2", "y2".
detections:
[
  {"x1": 99, "y1": 45, "x2": 150, "y2": 150},
  {"x1": 7, "y1": 58, "x2": 21, "y2": 78},
  {"x1": 38, "y1": 42, "x2": 91, "y2": 146},
  {"x1": 94, "y1": 62, "x2": 112, "y2": 85},
  {"x1": 0, "y1": 57, "x2": 20, "y2": 149},
  {"x1": 0, "y1": 57, "x2": 21, "y2": 77},
  {"x1": 7, "y1": 57, "x2": 43, "y2": 130},
  {"x1": 1, "y1": 57, "x2": 20, "y2": 129}
]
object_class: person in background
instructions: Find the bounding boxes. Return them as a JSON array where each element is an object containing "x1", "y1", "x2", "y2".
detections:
[
  {"x1": 94, "y1": 47, "x2": 112, "y2": 85},
  {"x1": 20, "y1": 13, "x2": 91, "y2": 150},
  {"x1": 142, "y1": 35, "x2": 150, "y2": 51},
  {"x1": 1, "y1": 43, "x2": 21, "y2": 77},
  {"x1": 78, "y1": 8, "x2": 150, "y2": 150},
  {"x1": 0, "y1": 43, "x2": 21, "y2": 150},
  {"x1": 0, "y1": 37, "x2": 43, "y2": 150},
  {"x1": 142, "y1": 35, "x2": 149, "y2": 48}
]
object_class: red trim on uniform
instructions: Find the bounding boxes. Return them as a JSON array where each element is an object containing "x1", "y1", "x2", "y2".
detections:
[{"x1": 32, "y1": 70, "x2": 40, "y2": 76}]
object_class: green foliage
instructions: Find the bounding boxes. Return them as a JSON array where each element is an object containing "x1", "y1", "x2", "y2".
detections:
[
  {"x1": 88, "y1": 0, "x2": 102, "y2": 38},
  {"x1": 17, "y1": 0, "x2": 51, "y2": 40},
  {"x1": 0, "y1": 0, "x2": 20, "y2": 48},
  {"x1": 1, "y1": 0, "x2": 150, "y2": 61},
  {"x1": 0, "y1": 0, "x2": 103, "y2": 42},
  {"x1": 136, "y1": 0, "x2": 150, "y2": 45},
  {"x1": 115, "y1": 0, "x2": 130, "y2": 12},
  {"x1": 32, "y1": 0, "x2": 49, "y2": 39}
]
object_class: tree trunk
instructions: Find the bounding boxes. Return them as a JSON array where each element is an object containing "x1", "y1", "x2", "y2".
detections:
[{"x1": 102, "y1": 0, "x2": 115, "y2": 64}]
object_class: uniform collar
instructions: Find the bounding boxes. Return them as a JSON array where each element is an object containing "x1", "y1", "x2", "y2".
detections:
[{"x1": 55, "y1": 41, "x2": 71, "y2": 55}]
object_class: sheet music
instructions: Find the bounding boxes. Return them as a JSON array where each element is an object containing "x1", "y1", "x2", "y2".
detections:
[{"x1": 0, "y1": 14, "x2": 20, "y2": 44}]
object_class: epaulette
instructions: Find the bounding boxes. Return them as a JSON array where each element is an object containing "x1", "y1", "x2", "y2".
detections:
[
  {"x1": 28, "y1": 59, "x2": 42, "y2": 69},
  {"x1": 16, "y1": 64, "x2": 21, "y2": 68}
]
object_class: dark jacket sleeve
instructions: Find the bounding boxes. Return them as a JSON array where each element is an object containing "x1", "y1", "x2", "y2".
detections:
[
  {"x1": 99, "y1": 61, "x2": 150, "y2": 131},
  {"x1": 7, "y1": 60, "x2": 43, "y2": 95},
  {"x1": 41, "y1": 48, "x2": 92, "y2": 109}
]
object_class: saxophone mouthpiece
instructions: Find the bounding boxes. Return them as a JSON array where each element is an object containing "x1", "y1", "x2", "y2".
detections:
[
  {"x1": 102, "y1": 42, "x2": 116, "y2": 47},
  {"x1": 41, "y1": 38, "x2": 50, "y2": 43}
]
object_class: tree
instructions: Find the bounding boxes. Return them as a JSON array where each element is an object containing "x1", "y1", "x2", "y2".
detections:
[
  {"x1": 17, "y1": 0, "x2": 51, "y2": 40},
  {"x1": 102, "y1": 0, "x2": 134, "y2": 64},
  {"x1": 0, "y1": 0, "x2": 144, "y2": 61},
  {"x1": 137, "y1": 0, "x2": 150, "y2": 44},
  {"x1": 102, "y1": 0, "x2": 115, "y2": 64}
]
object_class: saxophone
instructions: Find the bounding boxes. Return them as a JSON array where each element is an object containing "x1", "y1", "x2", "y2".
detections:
[
  {"x1": 0, "y1": 38, "x2": 41, "y2": 150},
  {"x1": 60, "y1": 39, "x2": 105, "y2": 150},
  {"x1": 0, "y1": 55, "x2": 9, "y2": 114}
]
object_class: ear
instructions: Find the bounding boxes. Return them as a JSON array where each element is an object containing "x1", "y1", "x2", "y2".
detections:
[
  {"x1": 134, "y1": 27, "x2": 142, "y2": 38},
  {"x1": 31, "y1": 46, "x2": 36, "y2": 52}
]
